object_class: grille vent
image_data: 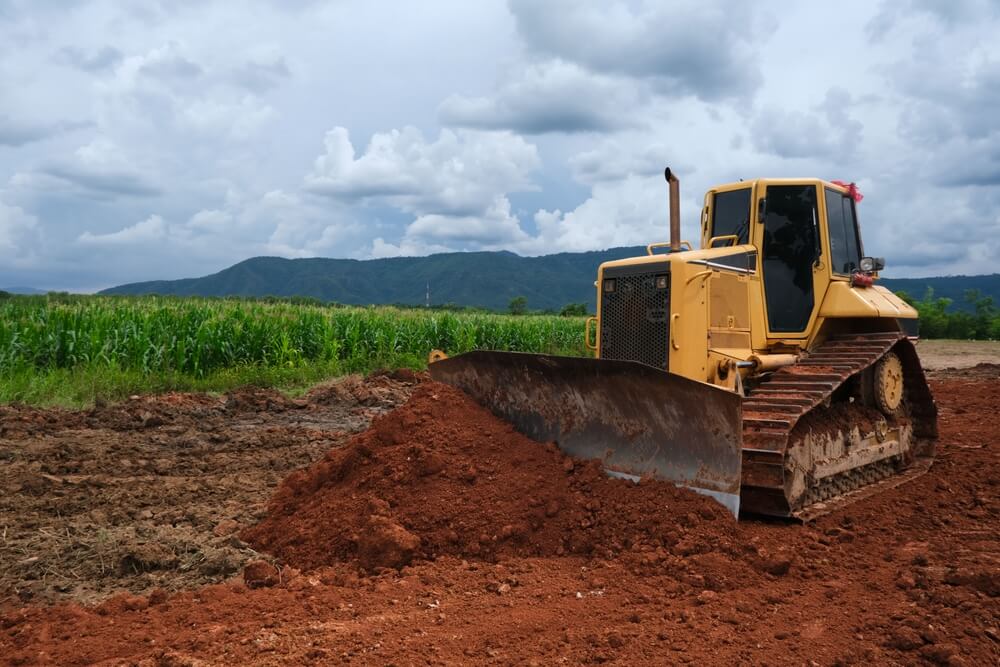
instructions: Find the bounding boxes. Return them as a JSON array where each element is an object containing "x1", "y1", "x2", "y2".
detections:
[{"x1": 600, "y1": 271, "x2": 670, "y2": 369}]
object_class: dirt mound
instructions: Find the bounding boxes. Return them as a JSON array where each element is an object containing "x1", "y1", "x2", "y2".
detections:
[
  {"x1": 243, "y1": 382, "x2": 736, "y2": 573},
  {"x1": 305, "y1": 369, "x2": 422, "y2": 408}
]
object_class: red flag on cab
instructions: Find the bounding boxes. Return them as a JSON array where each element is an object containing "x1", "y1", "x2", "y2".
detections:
[{"x1": 831, "y1": 180, "x2": 864, "y2": 202}]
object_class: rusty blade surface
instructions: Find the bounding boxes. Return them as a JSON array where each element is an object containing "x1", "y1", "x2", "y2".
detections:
[{"x1": 429, "y1": 351, "x2": 743, "y2": 517}]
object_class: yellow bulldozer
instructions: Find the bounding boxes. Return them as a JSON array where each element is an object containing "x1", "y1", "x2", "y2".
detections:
[{"x1": 429, "y1": 169, "x2": 937, "y2": 519}]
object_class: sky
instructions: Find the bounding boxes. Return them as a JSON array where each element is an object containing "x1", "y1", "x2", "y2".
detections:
[{"x1": 1, "y1": 0, "x2": 998, "y2": 291}]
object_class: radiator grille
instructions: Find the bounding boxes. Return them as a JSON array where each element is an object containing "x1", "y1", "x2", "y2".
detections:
[{"x1": 600, "y1": 271, "x2": 670, "y2": 369}]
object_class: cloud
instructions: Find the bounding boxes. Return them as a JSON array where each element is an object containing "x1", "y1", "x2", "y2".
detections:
[
  {"x1": 568, "y1": 139, "x2": 678, "y2": 185},
  {"x1": 0, "y1": 115, "x2": 90, "y2": 147},
  {"x1": 0, "y1": 200, "x2": 41, "y2": 267},
  {"x1": 751, "y1": 88, "x2": 864, "y2": 160},
  {"x1": 439, "y1": 60, "x2": 644, "y2": 134},
  {"x1": 230, "y1": 57, "x2": 291, "y2": 93},
  {"x1": 525, "y1": 173, "x2": 673, "y2": 254},
  {"x1": 507, "y1": 0, "x2": 763, "y2": 101},
  {"x1": 868, "y1": 0, "x2": 999, "y2": 38},
  {"x1": 56, "y1": 45, "x2": 123, "y2": 72},
  {"x1": 186, "y1": 208, "x2": 233, "y2": 231},
  {"x1": 78, "y1": 214, "x2": 167, "y2": 245},
  {"x1": 136, "y1": 47, "x2": 203, "y2": 81},
  {"x1": 34, "y1": 138, "x2": 161, "y2": 198},
  {"x1": 305, "y1": 126, "x2": 540, "y2": 216},
  {"x1": 406, "y1": 196, "x2": 530, "y2": 246}
]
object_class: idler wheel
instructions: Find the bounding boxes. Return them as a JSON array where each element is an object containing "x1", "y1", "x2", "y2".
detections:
[{"x1": 874, "y1": 351, "x2": 904, "y2": 415}]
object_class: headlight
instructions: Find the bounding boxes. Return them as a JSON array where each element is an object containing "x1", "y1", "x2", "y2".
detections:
[
  {"x1": 603, "y1": 279, "x2": 616, "y2": 293},
  {"x1": 859, "y1": 257, "x2": 874, "y2": 272},
  {"x1": 655, "y1": 275, "x2": 668, "y2": 289}
]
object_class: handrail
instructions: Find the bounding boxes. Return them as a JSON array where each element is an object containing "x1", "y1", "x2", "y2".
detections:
[
  {"x1": 707, "y1": 234, "x2": 739, "y2": 248},
  {"x1": 584, "y1": 316, "x2": 598, "y2": 351},
  {"x1": 647, "y1": 240, "x2": 692, "y2": 255}
]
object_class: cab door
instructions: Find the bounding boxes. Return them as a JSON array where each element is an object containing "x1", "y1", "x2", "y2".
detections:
[{"x1": 755, "y1": 182, "x2": 825, "y2": 338}]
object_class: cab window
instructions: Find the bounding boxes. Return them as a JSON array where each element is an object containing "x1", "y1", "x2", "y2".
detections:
[
  {"x1": 710, "y1": 188, "x2": 751, "y2": 246},
  {"x1": 824, "y1": 188, "x2": 862, "y2": 275},
  {"x1": 762, "y1": 185, "x2": 818, "y2": 332}
]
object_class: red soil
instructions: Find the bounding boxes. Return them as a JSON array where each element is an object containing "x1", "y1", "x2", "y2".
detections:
[
  {"x1": 2, "y1": 373, "x2": 998, "y2": 665},
  {"x1": 241, "y1": 383, "x2": 736, "y2": 573}
]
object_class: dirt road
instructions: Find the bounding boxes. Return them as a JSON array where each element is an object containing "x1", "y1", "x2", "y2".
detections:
[{"x1": 1, "y1": 366, "x2": 997, "y2": 665}]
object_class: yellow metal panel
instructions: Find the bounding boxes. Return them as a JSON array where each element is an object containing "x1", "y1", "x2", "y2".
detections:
[
  {"x1": 668, "y1": 260, "x2": 710, "y2": 382},
  {"x1": 709, "y1": 331, "x2": 751, "y2": 349},
  {"x1": 819, "y1": 281, "x2": 918, "y2": 319},
  {"x1": 709, "y1": 271, "x2": 750, "y2": 329}
]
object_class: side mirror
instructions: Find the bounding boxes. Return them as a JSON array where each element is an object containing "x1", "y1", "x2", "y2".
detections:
[{"x1": 859, "y1": 257, "x2": 885, "y2": 272}]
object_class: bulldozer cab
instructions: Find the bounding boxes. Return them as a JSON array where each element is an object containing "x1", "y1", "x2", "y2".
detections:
[{"x1": 703, "y1": 179, "x2": 870, "y2": 343}]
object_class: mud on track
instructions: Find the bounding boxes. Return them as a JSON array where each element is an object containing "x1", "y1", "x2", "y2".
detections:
[{"x1": 1, "y1": 367, "x2": 998, "y2": 665}]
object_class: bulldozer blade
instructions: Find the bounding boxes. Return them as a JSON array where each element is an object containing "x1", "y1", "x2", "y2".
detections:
[{"x1": 429, "y1": 351, "x2": 744, "y2": 517}]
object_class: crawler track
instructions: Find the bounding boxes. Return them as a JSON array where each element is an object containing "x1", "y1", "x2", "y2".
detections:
[{"x1": 739, "y1": 332, "x2": 938, "y2": 518}]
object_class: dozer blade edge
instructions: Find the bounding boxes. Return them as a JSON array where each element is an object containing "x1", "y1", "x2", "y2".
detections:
[{"x1": 428, "y1": 351, "x2": 744, "y2": 517}]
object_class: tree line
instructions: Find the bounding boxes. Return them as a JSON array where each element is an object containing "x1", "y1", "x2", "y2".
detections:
[{"x1": 898, "y1": 289, "x2": 999, "y2": 340}]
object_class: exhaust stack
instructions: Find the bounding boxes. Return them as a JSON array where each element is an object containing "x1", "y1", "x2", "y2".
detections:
[{"x1": 664, "y1": 167, "x2": 681, "y2": 252}]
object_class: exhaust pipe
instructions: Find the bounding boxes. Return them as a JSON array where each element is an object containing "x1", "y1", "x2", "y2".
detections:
[{"x1": 664, "y1": 167, "x2": 681, "y2": 252}]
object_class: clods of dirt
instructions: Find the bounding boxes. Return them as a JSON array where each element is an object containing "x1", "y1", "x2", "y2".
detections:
[
  {"x1": 0, "y1": 373, "x2": 417, "y2": 605},
  {"x1": 241, "y1": 382, "x2": 736, "y2": 573}
]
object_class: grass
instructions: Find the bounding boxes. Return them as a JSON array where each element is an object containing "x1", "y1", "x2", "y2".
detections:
[{"x1": 0, "y1": 294, "x2": 587, "y2": 407}]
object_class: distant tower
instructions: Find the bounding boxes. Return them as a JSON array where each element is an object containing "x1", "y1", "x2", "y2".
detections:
[{"x1": 425, "y1": 282, "x2": 430, "y2": 308}]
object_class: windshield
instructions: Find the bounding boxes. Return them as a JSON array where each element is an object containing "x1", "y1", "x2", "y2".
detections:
[
  {"x1": 710, "y1": 188, "x2": 751, "y2": 246},
  {"x1": 824, "y1": 188, "x2": 862, "y2": 274}
]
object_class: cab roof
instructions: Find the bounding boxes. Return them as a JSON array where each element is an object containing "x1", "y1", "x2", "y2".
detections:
[{"x1": 707, "y1": 178, "x2": 850, "y2": 194}]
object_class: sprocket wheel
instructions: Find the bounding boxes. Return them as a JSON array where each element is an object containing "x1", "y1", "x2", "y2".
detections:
[{"x1": 874, "y1": 351, "x2": 904, "y2": 415}]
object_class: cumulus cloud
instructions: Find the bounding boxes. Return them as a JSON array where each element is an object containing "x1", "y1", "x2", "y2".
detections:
[
  {"x1": 867, "y1": 0, "x2": 999, "y2": 38},
  {"x1": 439, "y1": 60, "x2": 645, "y2": 134},
  {"x1": 0, "y1": 200, "x2": 41, "y2": 267},
  {"x1": 507, "y1": 0, "x2": 763, "y2": 101},
  {"x1": 34, "y1": 138, "x2": 161, "y2": 198},
  {"x1": 406, "y1": 196, "x2": 530, "y2": 246},
  {"x1": 78, "y1": 214, "x2": 167, "y2": 245},
  {"x1": 751, "y1": 88, "x2": 864, "y2": 160},
  {"x1": 526, "y1": 173, "x2": 674, "y2": 254},
  {"x1": 567, "y1": 139, "x2": 680, "y2": 185},
  {"x1": 305, "y1": 126, "x2": 540, "y2": 216},
  {"x1": 56, "y1": 45, "x2": 123, "y2": 72},
  {"x1": 0, "y1": 115, "x2": 89, "y2": 147},
  {"x1": 230, "y1": 57, "x2": 291, "y2": 93}
]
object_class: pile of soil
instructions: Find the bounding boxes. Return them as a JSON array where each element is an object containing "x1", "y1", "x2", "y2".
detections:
[{"x1": 242, "y1": 382, "x2": 742, "y2": 574}]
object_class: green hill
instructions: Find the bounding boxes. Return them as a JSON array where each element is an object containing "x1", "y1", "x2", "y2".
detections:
[
  {"x1": 876, "y1": 275, "x2": 1000, "y2": 312},
  {"x1": 101, "y1": 249, "x2": 1000, "y2": 313}
]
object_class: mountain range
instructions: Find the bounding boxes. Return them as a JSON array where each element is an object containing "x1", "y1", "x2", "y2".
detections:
[{"x1": 100, "y1": 248, "x2": 999, "y2": 313}]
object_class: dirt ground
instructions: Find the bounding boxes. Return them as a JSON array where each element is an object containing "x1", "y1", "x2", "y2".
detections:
[
  {"x1": 1, "y1": 363, "x2": 998, "y2": 665},
  {"x1": 916, "y1": 339, "x2": 1000, "y2": 370},
  {"x1": 0, "y1": 371, "x2": 419, "y2": 605}
]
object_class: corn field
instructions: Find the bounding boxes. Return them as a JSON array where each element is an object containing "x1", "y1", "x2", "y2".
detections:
[{"x1": 0, "y1": 295, "x2": 588, "y2": 378}]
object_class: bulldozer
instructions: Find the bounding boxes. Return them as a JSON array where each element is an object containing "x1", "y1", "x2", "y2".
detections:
[{"x1": 429, "y1": 169, "x2": 937, "y2": 519}]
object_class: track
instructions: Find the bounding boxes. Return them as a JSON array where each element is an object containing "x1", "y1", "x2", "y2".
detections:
[{"x1": 740, "y1": 331, "x2": 938, "y2": 518}]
